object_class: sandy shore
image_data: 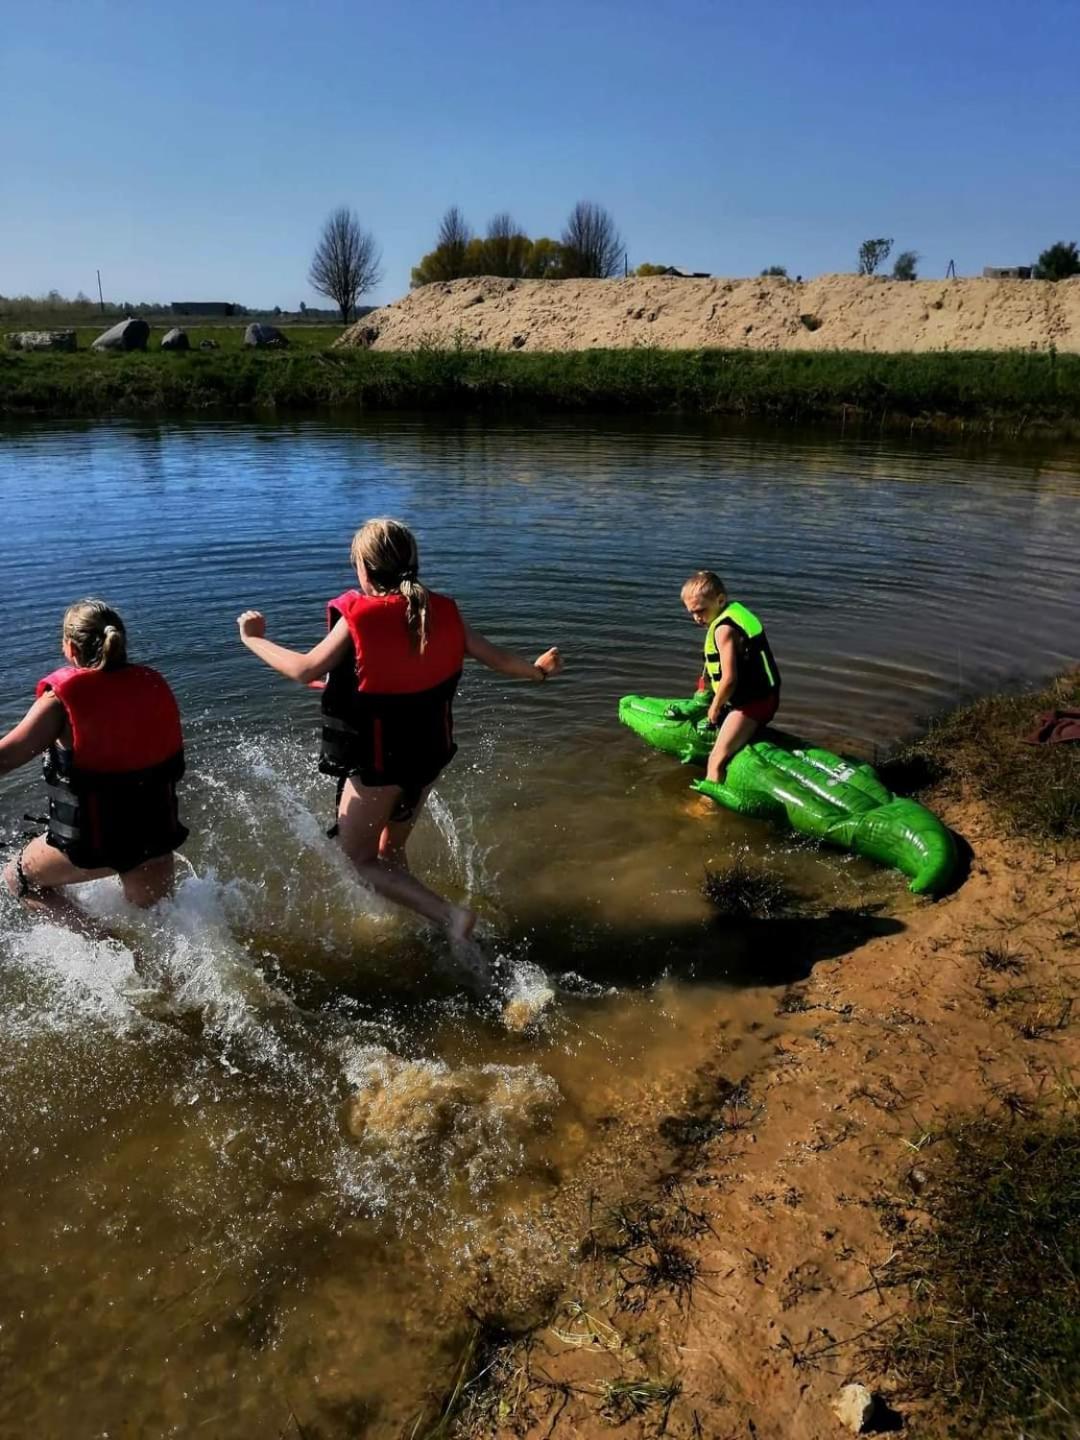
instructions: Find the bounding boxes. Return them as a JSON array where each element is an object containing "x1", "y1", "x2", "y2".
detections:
[
  {"x1": 338, "y1": 275, "x2": 1080, "y2": 354},
  {"x1": 448, "y1": 780, "x2": 1078, "y2": 1438}
]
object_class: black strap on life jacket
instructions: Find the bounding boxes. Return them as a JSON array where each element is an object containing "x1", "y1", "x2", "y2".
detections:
[{"x1": 42, "y1": 746, "x2": 186, "y2": 867}]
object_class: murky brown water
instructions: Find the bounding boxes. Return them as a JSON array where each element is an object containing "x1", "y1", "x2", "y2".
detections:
[{"x1": 1, "y1": 417, "x2": 1077, "y2": 1436}]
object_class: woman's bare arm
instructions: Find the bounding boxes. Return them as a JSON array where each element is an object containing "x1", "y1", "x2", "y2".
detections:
[
  {"x1": 237, "y1": 611, "x2": 352, "y2": 685},
  {"x1": 463, "y1": 623, "x2": 561, "y2": 681},
  {"x1": 0, "y1": 694, "x2": 65, "y2": 775}
]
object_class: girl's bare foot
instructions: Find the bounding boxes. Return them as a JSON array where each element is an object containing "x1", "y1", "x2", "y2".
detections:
[{"x1": 446, "y1": 905, "x2": 477, "y2": 944}]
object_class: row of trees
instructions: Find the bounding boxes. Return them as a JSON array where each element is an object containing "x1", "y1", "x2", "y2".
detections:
[
  {"x1": 410, "y1": 203, "x2": 624, "y2": 286},
  {"x1": 854, "y1": 237, "x2": 1080, "y2": 282}
]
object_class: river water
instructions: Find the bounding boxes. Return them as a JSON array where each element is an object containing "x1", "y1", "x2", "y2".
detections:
[{"x1": 1, "y1": 416, "x2": 1077, "y2": 1437}]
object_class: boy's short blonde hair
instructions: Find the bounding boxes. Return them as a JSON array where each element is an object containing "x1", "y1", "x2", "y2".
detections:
[{"x1": 680, "y1": 570, "x2": 727, "y2": 604}]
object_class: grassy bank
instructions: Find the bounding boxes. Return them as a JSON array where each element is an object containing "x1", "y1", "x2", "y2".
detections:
[
  {"x1": 3, "y1": 343, "x2": 1080, "y2": 432},
  {"x1": 876, "y1": 1107, "x2": 1079, "y2": 1438},
  {"x1": 886, "y1": 671, "x2": 1080, "y2": 839}
]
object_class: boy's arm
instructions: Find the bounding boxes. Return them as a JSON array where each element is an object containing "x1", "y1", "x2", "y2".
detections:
[{"x1": 706, "y1": 628, "x2": 738, "y2": 723}]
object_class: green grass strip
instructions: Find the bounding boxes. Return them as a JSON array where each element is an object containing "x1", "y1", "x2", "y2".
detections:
[{"x1": 3, "y1": 345, "x2": 1080, "y2": 431}]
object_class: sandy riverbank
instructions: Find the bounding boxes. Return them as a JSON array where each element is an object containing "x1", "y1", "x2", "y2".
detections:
[
  {"x1": 425, "y1": 680, "x2": 1079, "y2": 1439},
  {"x1": 338, "y1": 275, "x2": 1080, "y2": 354}
]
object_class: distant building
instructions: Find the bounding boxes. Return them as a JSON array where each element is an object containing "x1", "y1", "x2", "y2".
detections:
[
  {"x1": 655, "y1": 266, "x2": 711, "y2": 278},
  {"x1": 982, "y1": 266, "x2": 1032, "y2": 280},
  {"x1": 170, "y1": 301, "x2": 239, "y2": 316}
]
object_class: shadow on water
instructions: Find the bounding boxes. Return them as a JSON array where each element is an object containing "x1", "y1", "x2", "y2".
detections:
[
  {"x1": 507, "y1": 906, "x2": 906, "y2": 992},
  {"x1": 229, "y1": 899, "x2": 906, "y2": 1020}
]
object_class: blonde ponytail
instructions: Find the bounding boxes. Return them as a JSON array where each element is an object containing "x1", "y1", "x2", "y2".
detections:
[
  {"x1": 350, "y1": 517, "x2": 431, "y2": 652},
  {"x1": 399, "y1": 575, "x2": 430, "y2": 653},
  {"x1": 62, "y1": 599, "x2": 128, "y2": 671}
]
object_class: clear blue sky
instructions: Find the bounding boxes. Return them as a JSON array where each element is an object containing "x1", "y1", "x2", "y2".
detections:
[{"x1": 4, "y1": 0, "x2": 1078, "y2": 308}]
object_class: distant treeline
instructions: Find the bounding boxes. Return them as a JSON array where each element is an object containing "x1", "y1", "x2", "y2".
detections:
[
  {"x1": 411, "y1": 202, "x2": 625, "y2": 285},
  {"x1": 0, "y1": 293, "x2": 348, "y2": 325}
]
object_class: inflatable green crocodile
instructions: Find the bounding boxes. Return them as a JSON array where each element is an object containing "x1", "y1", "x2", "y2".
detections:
[{"x1": 618, "y1": 693, "x2": 956, "y2": 896}]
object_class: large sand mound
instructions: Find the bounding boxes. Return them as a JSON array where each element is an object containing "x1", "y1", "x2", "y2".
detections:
[{"x1": 338, "y1": 274, "x2": 1080, "y2": 353}]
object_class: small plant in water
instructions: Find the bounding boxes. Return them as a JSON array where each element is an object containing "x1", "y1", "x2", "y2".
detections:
[{"x1": 702, "y1": 857, "x2": 802, "y2": 919}]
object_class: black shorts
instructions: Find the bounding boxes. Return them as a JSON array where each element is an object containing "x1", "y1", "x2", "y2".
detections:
[{"x1": 47, "y1": 824, "x2": 188, "y2": 876}]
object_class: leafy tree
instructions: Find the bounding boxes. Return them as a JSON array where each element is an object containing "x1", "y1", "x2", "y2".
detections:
[
  {"x1": 525, "y1": 237, "x2": 565, "y2": 278},
  {"x1": 760, "y1": 265, "x2": 788, "y2": 277},
  {"x1": 483, "y1": 213, "x2": 533, "y2": 278},
  {"x1": 560, "y1": 201, "x2": 624, "y2": 278},
  {"x1": 1033, "y1": 240, "x2": 1080, "y2": 281},
  {"x1": 858, "y1": 237, "x2": 893, "y2": 276},
  {"x1": 892, "y1": 250, "x2": 919, "y2": 281},
  {"x1": 309, "y1": 206, "x2": 382, "y2": 324}
]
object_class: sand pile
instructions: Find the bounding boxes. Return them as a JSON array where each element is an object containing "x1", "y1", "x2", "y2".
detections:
[{"x1": 338, "y1": 274, "x2": 1080, "y2": 353}]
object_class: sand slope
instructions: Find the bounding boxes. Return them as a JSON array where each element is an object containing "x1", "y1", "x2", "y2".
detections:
[{"x1": 338, "y1": 274, "x2": 1080, "y2": 353}]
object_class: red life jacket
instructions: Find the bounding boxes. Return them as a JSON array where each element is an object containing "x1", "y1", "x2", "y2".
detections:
[
  {"x1": 319, "y1": 589, "x2": 465, "y2": 786},
  {"x1": 36, "y1": 663, "x2": 187, "y2": 868},
  {"x1": 38, "y1": 664, "x2": 184, "y2": 772}
]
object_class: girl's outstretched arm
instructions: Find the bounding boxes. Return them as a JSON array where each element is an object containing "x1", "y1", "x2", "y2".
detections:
[
  {"x1": 0, "y1": 694, "x2": 65, "y2": 776},
  {"x1": 462, "y1": 623, "x2": 561, "y2": 682},
  {"x1": 237, "y1": 611, "x2": 352, "y2": 685}
]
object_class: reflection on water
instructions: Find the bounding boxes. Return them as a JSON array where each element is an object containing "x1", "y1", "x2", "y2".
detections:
[{"x1": 0, "y1": 416, "x2": 1077, "y2": 1435}]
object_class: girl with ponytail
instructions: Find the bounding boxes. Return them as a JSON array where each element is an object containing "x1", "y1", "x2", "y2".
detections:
[
  {"x1": 238, "y1": 517, "x2": 561, "y2": 942},
  {"x1": 2, "y1": 600, "x2": 187, "y2": 923}
]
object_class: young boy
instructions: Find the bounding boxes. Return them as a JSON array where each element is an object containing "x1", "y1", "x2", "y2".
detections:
[{"x1": 681, "y1": 570, "x2": 781, "y2": 784}]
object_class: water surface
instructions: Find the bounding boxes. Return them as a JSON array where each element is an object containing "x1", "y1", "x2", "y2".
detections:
[{"x1": 1, "y1": 416, "x2": 1077, "y2": 1437}]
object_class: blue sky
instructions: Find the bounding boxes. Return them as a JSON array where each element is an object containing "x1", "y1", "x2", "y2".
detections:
[{"x1": 4, "y1": 0, "x2": 1078, "y2": 308}]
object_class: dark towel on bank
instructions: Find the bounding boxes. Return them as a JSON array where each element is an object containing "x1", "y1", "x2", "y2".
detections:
[{"x1": 1022, "y1": 708, "x2": 1080, "y2": 745}]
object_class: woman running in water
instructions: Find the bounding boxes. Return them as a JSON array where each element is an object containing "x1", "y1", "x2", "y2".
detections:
[
  {"x1": 237, "y1": 518, "x2": 561, "y2": 941},
  {"x1": 2, "y1": 600, "x2": 187, "y2": 927}
]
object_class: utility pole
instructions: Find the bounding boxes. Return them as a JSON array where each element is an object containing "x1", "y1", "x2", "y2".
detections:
[{"x1": 97, "y1": 270, "x2": 105, "y2": 312}]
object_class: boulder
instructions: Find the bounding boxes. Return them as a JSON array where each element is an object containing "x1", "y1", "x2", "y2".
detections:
[
  {"x1": 198, "y1": 338, "x2": 220, "y2": 350},
  {"x1": 243, "y1": 322, "x2": 289, "y2": 348},
  {"x1": 831, "y1": 1384, "x2": 875, "y2": 1433},
  {"x1": 92, "y1": 317, "x2": 150, "y2": 352},
  {"x1": 6, "y1": 330, "x2": 77, "y2": 352},
  {"x1": 160, "y1": 327, "x2": 190, "y2": 351}
]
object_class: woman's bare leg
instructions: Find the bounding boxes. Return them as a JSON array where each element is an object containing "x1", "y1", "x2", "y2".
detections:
[
  {"x1": 337, "y1": 780, "x2": 476, "y2": 940},
  {"x1": 706, "y1": 710, "x2": 761, "y2": 785},
  {"x1": 3, "y1": 836, "x2": 114, "y2": 937},
  {"x1": 377, "y1": 786, "x2": 431, "y2": 869},
  {"x1": 120, "y1": 854, "x2": 176, "y2": 908}
]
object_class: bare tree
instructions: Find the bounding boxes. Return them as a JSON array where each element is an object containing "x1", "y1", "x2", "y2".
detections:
[
  {"x1": 309, "y1": 207, "x2": 382, "y2": 325},
  {"x1": 437, "y1": 206, "x2": 473, "y2": 278},
  {"x1": 560, "y1": 201, "x2": 624, "y2": 278}
]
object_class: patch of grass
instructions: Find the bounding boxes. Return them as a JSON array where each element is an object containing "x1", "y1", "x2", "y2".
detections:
[
  {"x1": 890, "y1": 672, "x2": 1080, "y2": 840},
  {"x1": 702, "y1": 858, "x2": 804, "y2": 919},
  {"x1": 598, "y1": 1375, "x2": 681, "y2": 1424},
  {"x1": 979, "y1": 944, "x2": 1026, "y2": 975},
  {"x1": 3, "y1": 344, "x2": 1080, "y2": 432},
  {"x1": 582, "y1": 1183, "x2": 715, "y2": 1314},
  {"x1": 873, "y1": 1111, "x2": 1080, "y2": 1438}
]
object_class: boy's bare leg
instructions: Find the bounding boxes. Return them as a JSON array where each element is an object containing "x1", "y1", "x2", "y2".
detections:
[{"x1": 706, "y1": 710, "x2": 760, "y2": 785}]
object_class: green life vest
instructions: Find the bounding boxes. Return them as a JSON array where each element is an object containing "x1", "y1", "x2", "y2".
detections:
[{"x1": 703, "y1": 601, "x2": 780, "y2": 706}]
